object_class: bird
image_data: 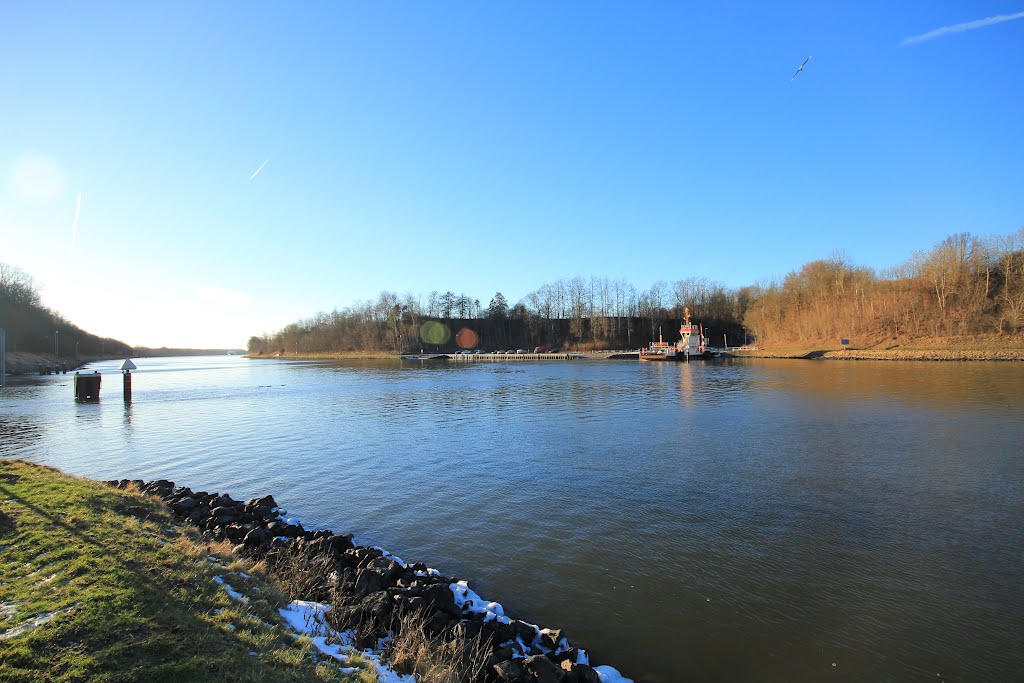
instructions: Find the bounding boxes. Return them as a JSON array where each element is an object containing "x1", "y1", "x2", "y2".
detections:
[{"x1": 790, "y1": 56, "x2": 811, "y2": 81}]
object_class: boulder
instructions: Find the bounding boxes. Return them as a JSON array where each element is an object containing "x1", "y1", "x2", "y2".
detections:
[
  {"x1": 493, "y1": 658, "x2": 526, "y2": 682},
  {"x1": 560, "y1": 662, "x2": 601, "y2": 683},
  {"x1": 354, "y1": 568, "x2": 387, "y2": 598},
  {"x1": 171, "y1": 497, "x2": 197, "y2": 514},
  {"x1": 425, "y1": 609, "x2": 455, "y2": 636},
  {"x1": 328, "y1": 533, "x2": 355, "y2": 553},
  {"x1": 255, "y1": 494, "x2": 278, "y2": 509},
  {"x1": 421, "y1": 583, "x2": 459, "y2": 617},
  {"x1": 540, "y1": 628, "x2": 563, "y2": 651},
  {"x1": 511, "y1": 619, "x2": 539, "y2": 646},
  {"x1": 523, "y1": 654, "x2": 564, "y2": 683},
  {"x1": 243, "y1": 527, "x2": 269, "y2": 546},
  {"x1": 483, "y1": 618, "x2": 516, "y2": 645},
  {"x1": 360, "y1": 591, "x2": 393, "y2": 621}
]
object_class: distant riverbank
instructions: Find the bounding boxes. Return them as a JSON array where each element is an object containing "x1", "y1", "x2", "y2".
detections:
[
  {"x1": 249, "y1": 334, "x2": 1024, "y2": 363},
  {"x1": 730, "y1": 334, "x2": 1024, "y2": 361},
  {"x1": 1, "y1": 351, "x2": 102, "y2": 375}
]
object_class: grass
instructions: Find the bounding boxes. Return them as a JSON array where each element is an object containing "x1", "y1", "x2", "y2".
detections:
[
  {"x1": 0, "y1": 460, "x2": 371, "y2": 683},
  {"x1": 731, "y1": 333, "x2": 1024, "y2": 360}
]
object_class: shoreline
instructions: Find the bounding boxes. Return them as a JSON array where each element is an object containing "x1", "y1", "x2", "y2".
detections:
[
  {"x1": 1, "y1": 351, "x2": 125, "y2": 376},
  {"x1": 108, "y1": 475, "x2": 633, "y2": 683},
  {"x1": 2, "y1": 460, "x2": 633, "y2": 682}
]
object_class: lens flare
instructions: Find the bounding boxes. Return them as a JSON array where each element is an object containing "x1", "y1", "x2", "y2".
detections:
[
  {"x1": 455, "y1": 328, "x2": 479, "y2": 349},
  {"x1": 420, "y1": 321, "x2": 451, "y2": 345}
]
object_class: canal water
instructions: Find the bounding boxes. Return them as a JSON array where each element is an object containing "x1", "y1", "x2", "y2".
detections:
[{"x1": 1, "y1": 356, "x2": 1022, "y2": 682}]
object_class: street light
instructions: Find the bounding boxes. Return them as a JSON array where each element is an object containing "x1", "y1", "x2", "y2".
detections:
[{"x1": 1, "y1": 327, "x2": 6, "y2": 388}]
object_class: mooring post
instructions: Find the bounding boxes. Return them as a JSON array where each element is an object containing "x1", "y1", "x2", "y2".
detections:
[{"x1": 119, "y1": 359, "x2": 137, "y2": 402}]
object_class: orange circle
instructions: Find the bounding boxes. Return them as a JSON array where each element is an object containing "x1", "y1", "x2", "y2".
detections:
[{"x1": 455, "y1": 328, "x2": 479, "y2": 349}]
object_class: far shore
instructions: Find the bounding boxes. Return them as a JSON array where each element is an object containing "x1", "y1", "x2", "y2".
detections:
[{"x1": 248, "y1": 334, "x2": 1024, "y2": 363}]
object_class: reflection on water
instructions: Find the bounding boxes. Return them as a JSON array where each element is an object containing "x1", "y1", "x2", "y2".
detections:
[{"x1": 1, "y1": 355, "x2": 1022, "y2": 682}]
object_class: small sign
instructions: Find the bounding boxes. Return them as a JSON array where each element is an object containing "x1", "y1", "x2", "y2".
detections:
[{"x1": 841, "y1": 339, "x2": 850, "y2": 346}]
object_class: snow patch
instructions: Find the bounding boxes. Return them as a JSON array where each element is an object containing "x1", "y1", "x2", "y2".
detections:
[
  {"x1": 0, "y1": 603, "x2": 79, "y2": 641},
  {"x1": 595, "y1": 665, "x2": 635, "y2": 683},
  {"x1": 450, "y1": 580, "x2": 509, "y2": 624},
  {"x1": 213, "y1": 576, "x2": 248, "y2": 603},
  {"x1": 278, "y1": 600, "x2": 414, "y2": 682}
]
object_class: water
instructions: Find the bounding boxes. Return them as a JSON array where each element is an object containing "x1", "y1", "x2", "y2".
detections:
[{"x1": 2, "y1": 356, "x2": 1022, "y2": 682}]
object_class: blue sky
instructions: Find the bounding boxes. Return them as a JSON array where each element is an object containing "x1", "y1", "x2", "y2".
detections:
[{"x1": 1, "y1": 2, "x2": 1022, "y2": 347}]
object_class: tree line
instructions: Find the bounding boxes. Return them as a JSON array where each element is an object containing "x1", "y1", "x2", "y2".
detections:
[
  {"x1": 744, "y1": 230, "x2": 1024, "y2": 345},
  {"x1": 249, "y1": 229, "x2": 1024, "y2": 355},
  {"x1": 0, "y1": 262, "x2": 133, "y2": 358}
]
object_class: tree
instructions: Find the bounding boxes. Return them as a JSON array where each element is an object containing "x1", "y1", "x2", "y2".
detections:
[
  {"x1": 0, "y1": 262, "x2": 40, "y2": 307},
  {"x1": 487, "y1": 292, "x2": 509, "y2": 319}
]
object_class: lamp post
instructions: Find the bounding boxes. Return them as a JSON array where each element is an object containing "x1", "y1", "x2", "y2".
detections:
[
  {"x1": 55, "y1": 330, "x2": 59, "y2": 358},
  {"x1": 1, "y1": 327, "x2": 6, "y2": 388}
]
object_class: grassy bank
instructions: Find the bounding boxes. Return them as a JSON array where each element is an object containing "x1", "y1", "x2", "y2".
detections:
[
  {"x1": 0, "y1": 460, "x2": 369, "y2": 683},
  {"x1": 730, "y1": 334, "x2": 1024, "y2": 361}
]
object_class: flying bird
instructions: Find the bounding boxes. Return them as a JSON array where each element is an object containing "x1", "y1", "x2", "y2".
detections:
[{"x1": 790, "y1": 56, "x2": 811, "y2": 81}]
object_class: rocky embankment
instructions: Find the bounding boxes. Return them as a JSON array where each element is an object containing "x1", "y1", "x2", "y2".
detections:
[{"x1": 107, "y1": 478, "x2": 624, "y2": 683}]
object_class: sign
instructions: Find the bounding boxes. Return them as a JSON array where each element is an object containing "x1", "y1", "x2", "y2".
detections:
[{"x1": 841, "y1": 339, "x2": 850, "y2": 345}]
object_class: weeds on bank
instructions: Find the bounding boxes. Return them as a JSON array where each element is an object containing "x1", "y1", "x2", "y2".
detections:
[
  {"x1": 386, "y1": 612, "x2": 490, "y2": 683},
  {"x1": 259, "y1": 543, "x2": 493, "y2": 683}
]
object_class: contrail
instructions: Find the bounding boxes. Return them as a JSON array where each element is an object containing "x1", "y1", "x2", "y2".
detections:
[
  {"x1": 71, "y1": 191, "x2": 81, "y2": 253},
  {"x1": 902, "y1": 10, "x2": 1024, "y2": 45},
  {"x1": 249, "y1": 157, "x2": 270, "y2": 180}
]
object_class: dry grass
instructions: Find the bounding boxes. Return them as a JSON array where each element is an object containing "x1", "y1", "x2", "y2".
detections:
[
  {"x1": 257, "y1": 549, "x2": 492, "y2": 683},
  {"x1": 732, "y1": 333, "x2": 1024, "y2": 360},
  {"x1": 260, "y1": 545, "x2": 339, "y2": 601},
  {"x1": 384, "y1": 612, "x2": 491, "y2": 683}
]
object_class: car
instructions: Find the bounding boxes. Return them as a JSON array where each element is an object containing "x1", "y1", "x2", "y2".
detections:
[{"x1": 515, "y1": 349, "x2": 526, "y2": 354}]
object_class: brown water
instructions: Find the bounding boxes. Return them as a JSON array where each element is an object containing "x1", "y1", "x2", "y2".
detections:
[{"x1": 2, "y1": 356, "x2": 1022, "y2": 682}]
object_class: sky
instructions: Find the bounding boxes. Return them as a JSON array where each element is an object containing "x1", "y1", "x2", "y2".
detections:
[{"x1": 1, "y1": 2, "x2": 1022, "y2": 348}]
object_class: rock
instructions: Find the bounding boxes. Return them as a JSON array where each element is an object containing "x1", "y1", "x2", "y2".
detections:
[
  {"x1": 255, "y1": 494, "x2": 277, "y2": 509},
  {"x1": 523, "y1": 654, "x2": 564, "y2": 683},
  {"x1": 493, "y1": 658, "x2": 526, "y2": 682},
  {"x1": 356, "y1": 547, "x2": 385, "y2": 568},
  {"x1": 243, "y1": 527, "x2": 269, "y2": 546},
  {"x1": 421, "y1": 583, "x2": 459, "y2": 617},
  {"x1": 483, "y1": 618, "x2": 516, "y2": 645},
  {"x1": 360, "y1": 591, "x2": 393, "y2": 621},
  {"x1": 511, "y1": 619, "x2": 539, "y2": 647},
  {"x1": 425, "y1": 609, "x2": 454, "y2": 636},
  {"x1": 114, "y1": 503, "x2": 159, "y2": 520},
  {"x1": 354, "y1": 568, "x2": 387, "y2": 598},
  {"x1": 171, "y1": 497, "x2": 197, "y2": 513},
  {"x1": 561, "y1": 663, "x2": 601, "y2": 683},
  {"x1": 540, "y1": 628, "x2": 563, "y2": 651},
  {"x1": 328, "y1": 533, "x2": 355, "y2": 553}
]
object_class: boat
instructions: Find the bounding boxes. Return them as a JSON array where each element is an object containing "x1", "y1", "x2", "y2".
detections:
[{"x1": 639, "y1": 308, "x2": 709, "y2": 362}]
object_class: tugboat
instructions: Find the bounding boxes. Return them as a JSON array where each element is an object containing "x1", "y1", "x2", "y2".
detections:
[{"x1": 640, "y1": 308, "x2": 708, "y2": 362}]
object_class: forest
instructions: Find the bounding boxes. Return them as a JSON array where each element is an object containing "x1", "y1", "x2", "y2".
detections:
[
  {"x1": 0, "y1": 263, "x2": 132, "y2": 358},
  {"x1": 247, "y1": 229, "x2": 1024, "y2": 355}
]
